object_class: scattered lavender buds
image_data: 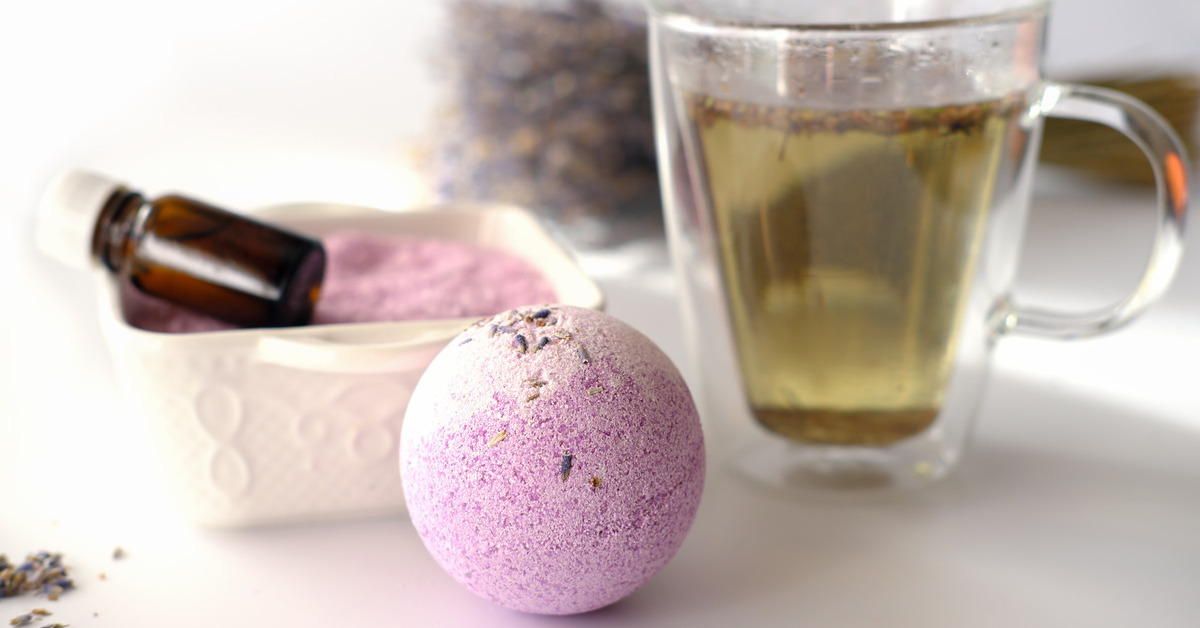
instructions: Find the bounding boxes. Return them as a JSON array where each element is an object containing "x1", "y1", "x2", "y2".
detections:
[
  {"x1": 471, "y1": 306, "x2": 609, "y2": 458},
  {"x1": 483, "y1": 306, "x2": 597, "y2": 363},
  {"x1": 0, "y1": 552, "x2": 73, "y2": 601}
]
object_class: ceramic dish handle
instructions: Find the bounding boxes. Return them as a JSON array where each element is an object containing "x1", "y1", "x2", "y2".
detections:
[{"x1": 256, "y1": 334, "x2": 448, "y2": 374}]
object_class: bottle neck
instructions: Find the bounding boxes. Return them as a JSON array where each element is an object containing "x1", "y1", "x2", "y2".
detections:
[{"x1": 91, "y1": 187, "x2": 145, "y2": 272}]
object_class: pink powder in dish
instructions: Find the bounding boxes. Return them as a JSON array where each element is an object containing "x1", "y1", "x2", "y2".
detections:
[{"x1": 121, "y1": 231, "x2": 559, "y2": 333}]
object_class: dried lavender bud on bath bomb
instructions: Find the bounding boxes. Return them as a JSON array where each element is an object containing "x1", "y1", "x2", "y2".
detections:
[{"x1": 400, "y1": 305, "x2": 705, "y2": 615}]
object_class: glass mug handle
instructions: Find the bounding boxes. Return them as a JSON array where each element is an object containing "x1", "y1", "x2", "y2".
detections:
[{"x1": 1000, "y1": 82, "x2": 1190, "y2": 339}]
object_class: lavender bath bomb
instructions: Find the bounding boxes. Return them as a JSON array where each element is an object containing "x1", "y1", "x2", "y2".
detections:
[{"x1": 400, "y1": 305, "x2": 705, "y2": 615}]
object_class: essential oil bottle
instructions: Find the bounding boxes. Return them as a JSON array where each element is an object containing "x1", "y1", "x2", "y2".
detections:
[{"x1": 37, "y1": 170, "x2": 326, "y2": 328}]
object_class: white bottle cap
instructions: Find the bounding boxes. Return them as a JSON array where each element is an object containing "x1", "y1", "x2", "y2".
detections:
[{"x1": 36, "y1": 170, "x2": 126, "y2": 271}]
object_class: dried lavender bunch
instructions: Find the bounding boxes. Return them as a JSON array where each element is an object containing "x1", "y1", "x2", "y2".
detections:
[
  {"x1": 433, "y1": 0, "x2": 661, "y2": 240},
  {"x1": 0, "y1": 552, "x2": 74, "y2": 601}
]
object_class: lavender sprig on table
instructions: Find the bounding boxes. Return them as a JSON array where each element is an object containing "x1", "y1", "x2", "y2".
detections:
[{"x1": 0, "y1": 552, "x2": 73, "y2": 600}]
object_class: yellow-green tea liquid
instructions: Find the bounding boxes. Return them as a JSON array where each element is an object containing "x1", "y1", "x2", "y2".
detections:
[{"x1": 687, "y1": 95, "x2": 1018, "y2": 445}]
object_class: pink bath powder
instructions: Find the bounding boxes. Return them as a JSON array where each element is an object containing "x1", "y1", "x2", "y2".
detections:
[{"x1": 121, "y1": 231, "x2": 559, "y2": 333}]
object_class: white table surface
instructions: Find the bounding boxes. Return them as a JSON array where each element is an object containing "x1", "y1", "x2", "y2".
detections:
[
  {"x1": 3, "y1": 178, "x2": 1200, "y2": 628},
  {"x1": 3, "y1": 2, "x2": 1200, "y2": 627}
]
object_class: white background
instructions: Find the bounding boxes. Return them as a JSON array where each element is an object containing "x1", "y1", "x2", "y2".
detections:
[{"x1": 2, "y1": 2, "x2": 1200, "y2": 627}]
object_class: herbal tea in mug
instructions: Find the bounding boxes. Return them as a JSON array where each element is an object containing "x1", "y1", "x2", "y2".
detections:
[
  {"x1": 650, "y1": 1, "x2": 1188, "y2": 489},
  {"x1": 688, "y1": 95, "x2": 1026, "y2": 446}
]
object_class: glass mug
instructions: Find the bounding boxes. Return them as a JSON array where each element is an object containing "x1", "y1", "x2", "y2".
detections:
[{"x1": 648, "y1": 0, "x2": 1189, "y2": 490}]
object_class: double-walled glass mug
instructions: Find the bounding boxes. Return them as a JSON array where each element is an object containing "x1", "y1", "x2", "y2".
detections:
[{"x1": 649, "y1": 0, "x2": 1189, "y2": 490}]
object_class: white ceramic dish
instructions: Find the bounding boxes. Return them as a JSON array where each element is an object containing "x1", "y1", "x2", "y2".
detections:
[{"x1": 96, "y1": 202, "x2": 604, "y2": 527}]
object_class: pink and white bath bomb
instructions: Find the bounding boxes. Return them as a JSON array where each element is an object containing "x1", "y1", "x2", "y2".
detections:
[{"x1": 400, "y1": 305, "x2": 705, "y2": 615}]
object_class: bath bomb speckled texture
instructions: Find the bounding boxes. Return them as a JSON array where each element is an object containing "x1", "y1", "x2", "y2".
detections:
[{"x1": 400, "y1": 305, "x2": 705, "y2": 615}]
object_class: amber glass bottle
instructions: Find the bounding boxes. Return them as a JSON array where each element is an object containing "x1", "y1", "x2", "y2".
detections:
[{"x1": 38, "y1": 171, "x2": 326, "y2": 328}]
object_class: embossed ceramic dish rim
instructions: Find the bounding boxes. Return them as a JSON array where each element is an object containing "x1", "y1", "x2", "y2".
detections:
[{"x1": 96, "y1": 202, "x2": 606, "y2": 372}]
